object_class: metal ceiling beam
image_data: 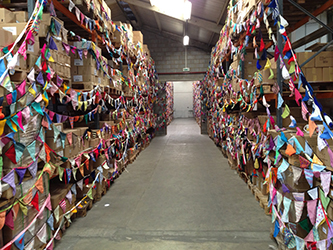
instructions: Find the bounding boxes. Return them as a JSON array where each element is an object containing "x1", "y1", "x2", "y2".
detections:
[
  {"x1": 154, "y1": 12, "x2": 162, "y2": 32},
  {"x1": 122, "y1": 0, "x2": 222, "y2": 34},
  {"x1": 128, "y1": 4, "x2": 143, "y2": 29},
  {"x1": 292, "y1": 21, "x2": 333, "y2": 49},
  {"x1": 142, "y1": 25, "x2": 212, "y2": 52}
]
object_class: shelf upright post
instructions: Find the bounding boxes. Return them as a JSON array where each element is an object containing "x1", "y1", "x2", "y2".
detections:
[
  {"x1": 276, "y1": 0, "x2": 283, "y2": 128},
  {"x1": 28, "y1": 0, "x2": 35, "y2": 18},
  {"x1": 92, "y1": 30, "x2": 100, "y2": 130}
]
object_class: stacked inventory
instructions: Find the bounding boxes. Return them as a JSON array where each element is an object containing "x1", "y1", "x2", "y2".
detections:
[
  {"x1": 195, "y1": 0, "x2": 333, "y2": 248},
  {"x1": 165, "y1": 82, "x2": 174, "y2": 126},
  {"x1": 0, "y1": 0, "x2": 165, "y2": 248},
  {"x1": 193, "y1": 81, "x2": 201, "y2": 125}
]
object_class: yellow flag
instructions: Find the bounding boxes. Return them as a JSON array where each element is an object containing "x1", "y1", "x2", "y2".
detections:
[
  {"x1": 0, "y1": 119, "x2": 6, "y2": 136},
  {"x1": 19, "y1": 201, "x2": 28, "y2": 216},
  {"x1": 78, "y1": 101, "x2": 83, "y2": 110},
  {"x1": 29, "y1": 87, "x2": 36, "y2": 97},
  {"x1": 264, "y1": 58, "x2": 271, "y2": 70},
  {"x1": 281, "y1": 104, "x2": 290, "y2": 119}
]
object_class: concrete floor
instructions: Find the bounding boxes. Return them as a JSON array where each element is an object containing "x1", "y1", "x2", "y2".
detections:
[{"x1": 56, "y1": 119, "x2": 276, "y2": 250}]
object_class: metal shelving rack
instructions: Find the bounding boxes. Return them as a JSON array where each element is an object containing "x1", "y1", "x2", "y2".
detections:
[{"x1": 217, "y1": 0, "x2": 333, "y2": 127}]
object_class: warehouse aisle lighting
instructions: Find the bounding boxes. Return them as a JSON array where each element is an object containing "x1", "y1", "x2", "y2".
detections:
[
  {"x1": 183, "y1": 35, "x2": 189, "y2": 46},
  {"x1": 150, "y1": 0, "x2": 192, "y2": 20}
]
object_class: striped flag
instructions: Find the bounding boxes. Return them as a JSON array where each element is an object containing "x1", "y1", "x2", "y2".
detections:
[
  {"x1": 301, "y1": 101, "x2": 309, "y2": 121},
  {"x1": 59, "y1": 198, "x2": 67, "y2": 213},
  {"x1": 288, "y1": 79, "x2": 295, "y2": 95}
]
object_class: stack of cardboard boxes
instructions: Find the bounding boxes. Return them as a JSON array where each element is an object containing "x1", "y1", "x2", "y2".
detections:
[{"x1": 297, "y1": 51, "x2": 333, "y2": 82}]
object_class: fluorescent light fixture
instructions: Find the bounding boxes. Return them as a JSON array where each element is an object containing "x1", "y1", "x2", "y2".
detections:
[
  {"x1": 150, "y1": 0, "x2": 192, "y2": 20},
  {"x1": 184, "y1": 0, "x2": 192, "y2": 20},
  {"x1": 183, "y1": 35, "x2": 189, "y2": 46}
]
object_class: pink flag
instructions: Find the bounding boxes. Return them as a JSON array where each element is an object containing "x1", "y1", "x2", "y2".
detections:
[
  {"x1": 327, "y1": 146, "x2": 333, "y2": 169},
  {"x1": 17, "y1": 80, "x2": 26, "y2": 96},
  {"x1": 67, "y1": 132, "x2": 73, "y2": 145},
  {"x1": 75, "y1": 157, "x2": 81, "y2": 168},
  {"x1": 307, "y1": 200, "x2": 317, "y2": 225},
  {"x1": 315, "y1": 201, "x2": 325, "y2": 227},
  {"x1": 296, "y1": 127, "x2": 304, "y2": 137},
  {"x1": 45, "y1": 195, "x2": 52, "y2": 211},
  {"x1": 16, "y1": 111, "x2": 24, "y2": 131},
  {"x1": 49, "y1": 81, "x2": 58, "y2": 96},
  {"x1": 304, "y1": 229, "x2": 314, "y2": 242},
  {"x1": 62, "y1": 42, "x2": 70, "y2": 55},
  {"x1": 48, "y1": 110, "x2": 55, "y2": 121},
  {"x1": 320, "y1": 171, "x2": 331, "y2": 197},
  {"x1": 18, "y1": 40, "x2": 27, "y2": 59},
  {"x1": 36, "y1": 223, "x2": 47, "y2": 243}
]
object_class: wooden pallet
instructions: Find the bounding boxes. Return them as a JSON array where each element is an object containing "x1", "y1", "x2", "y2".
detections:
[
  {"x1": 76, "y1": 199, "x2": 93, "y2": 218},
  {"x1": 71, "y1": 82, "x2": 101, "y2": 90}
]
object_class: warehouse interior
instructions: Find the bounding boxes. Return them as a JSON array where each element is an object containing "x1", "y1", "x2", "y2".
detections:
[{"x1": 0, "y1": 0, "x2": 332, "y2": 249}]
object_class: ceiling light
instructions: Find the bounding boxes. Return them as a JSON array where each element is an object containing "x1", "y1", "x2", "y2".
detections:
[
  {"x1": 150, "y1": 0, "x2": 192, "y2": 20},
  {"x1": 183, "y1": 35, "x2": 189, "y2": 46},
  {"x1": 184, "y1": 0, "x2": 192, "y2": 20}
]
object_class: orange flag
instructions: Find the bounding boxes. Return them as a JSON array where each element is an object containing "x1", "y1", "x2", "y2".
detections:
[
  {"x1": 285, "y1": 144, "x2": 296, "y2": 156},
  {"x1": 0, "y1": 211, "x2": 5, "y2": 230},
  {"x1": 35, "y1": 176, "x2": 44, "y2": 193},
  {"x1": 308, "y1": 118, "x2": 317, "y2": 137}
]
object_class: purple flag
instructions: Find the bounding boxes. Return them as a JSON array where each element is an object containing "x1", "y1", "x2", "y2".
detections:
[
  {"x1": 15, "y1": 168, "x2": 26, "y2": 185},
  {"x1": 28, "y1": 161, "x2": 38, "y2": 178},
  {"x1": 49, "y1": 36, "x2": 58, "y2": 50},
  {"x1": 2, "y1": 170, "x2": 16, "y2": 195}
]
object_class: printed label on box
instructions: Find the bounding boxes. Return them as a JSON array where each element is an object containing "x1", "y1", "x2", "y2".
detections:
[
  {"x1": 27, "y1": 44, "x2": 34, "y2": 53},
  {"x1": 55, "y1": 125, "x2": 62, "y2": 131},
  {"x1": 56, "y1": 140, "x2": 62, "y2": 148},
  {"x1": 73, "y1": 75, "x2": 83, "y2": 82},
  {"x1": 74, "y1": 59, "x2": 83, "y2": 66},
  {"x1": 98, "y1": 77, "x2": 101, "y2": 84},
  {"x1": 94, "y1": 69, "x2": 97, "y2": 76},
  {"x1": 2, "y1": 26, "x2": 17, "y2": 35}
]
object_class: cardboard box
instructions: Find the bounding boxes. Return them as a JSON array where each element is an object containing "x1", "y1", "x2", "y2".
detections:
[
  {"x1": 46, "y1": 137, "x2": 63, "y2": 150},
  {"x1": 14, "y1": 36, "x2": 40, "y2": 56},
  {"x1": 315, "y1": 51, "x2": 333, "y2": 67},
  {"x1": 76, "y1": 183, "x2": 96, "y2": 199},
  {"x1": 323, "y1": 67, "x2": 333, "y2": 82},
  {"x1": 143, "y1": 44, "x2": 150, "y2": 58},
  {"x1": 73, "y1": 74, "x2": 95, "y2": 82},
  {"x1": 296, "y1": 52, "x2": 315, "y2": 68},
  {"x1": 41, "y1": 14, "x2": 64, "y2": 27},
  {"x1": 46, "y1": 123, "x2": 63, "y2": 137},
  {"x1": 89, "y1": 138, "x2": 100, "y2": 148},
  {"x1": 0, "y1": 28, "x2": 14, "y2": 47},
  {"x1": 0, "y1": 9, "x2": 15, "y2": 23},
  {"x1": 27, "y1": 52, "x2": 39, "y2": 70},
  {"x1": 64, "y1": 145, "x2": 79, "y2": 158},
  {"x1": 14, "y1": 11, "x2": 29, "y2": 23},
  {"x1": 0, "y1": 23, "x2": 26, "y2": 39},
  {"x1": 63, "y1": 128, "x2": 80, "y2": 144},
  {"x1": 305, "y1": 67, "x2": 323, "y2": 82},
  {"x1": 133, "y1": 31, "x2": 143, "y2": 45},
  {"x1": 112, "y1": 21, "x2": 124, "y2": 44},
  {"x1": 9, "y1": 70, "x2": 26, "y2": 82}
]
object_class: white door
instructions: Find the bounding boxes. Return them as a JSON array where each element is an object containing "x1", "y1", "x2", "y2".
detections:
[{"x1": 173, "y1": 81, "x2": 194, "y2": 118}]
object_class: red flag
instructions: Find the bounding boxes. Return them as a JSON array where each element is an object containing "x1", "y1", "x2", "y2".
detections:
[{"x1": 31, "y1": 191, "x2": 40, "y2": 211}]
